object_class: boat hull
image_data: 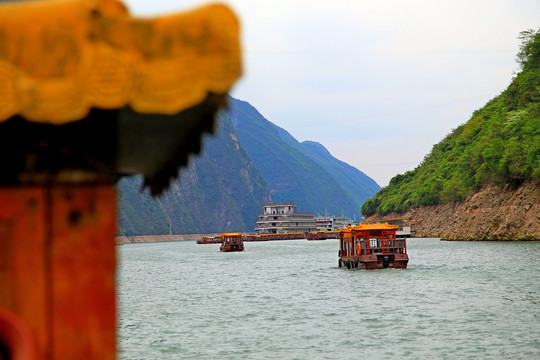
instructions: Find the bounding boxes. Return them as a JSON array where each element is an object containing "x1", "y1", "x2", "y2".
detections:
[
  {"x1": 339, "y1": 253, "x2": 408, "y2": 270},
  {"x1": 220, "y1": 244, "x2": 244, "y2": 252}
]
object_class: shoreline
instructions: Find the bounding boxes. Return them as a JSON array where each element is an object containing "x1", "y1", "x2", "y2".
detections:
[
  {"x1": 115, "y1": 234, "x2": 218, "y2": 245},
  {"x1": 365, "y1": 180, "x2": 539, "y2": 241}
]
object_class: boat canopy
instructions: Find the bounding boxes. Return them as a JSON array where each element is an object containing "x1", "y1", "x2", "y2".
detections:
[
  {"x1": 339, "y1": 223, "x2": 399, "y2": 239},
  {"x1": 221, "y1": 233, "x2": 242, "y2": 237},
  {"x1": 351, "y1": 223, "x2": 399, "y2": 231}
]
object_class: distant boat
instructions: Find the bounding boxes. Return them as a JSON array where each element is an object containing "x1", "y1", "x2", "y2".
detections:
[
  {"x1": 219, "y1": 233, "x2": 244, "y2": 252},
  {"x1": 243, "y1": 232, "x2": 305, "y2": 241},
  {"x1": 377, "y1": 218, "x2": 414, "y2": 237},
  {"x1": 306, "y1": 231, "x2": 338, "y2": 240},
  {"x1": 196, "y1": 236, "x2": 221, "y2": 244},
  {"x1": 338, "y1": 224, "x2": 408, "y2": 270},
  {"x1": 255, "y1": 203, "x2": 317, "y2": 234}
]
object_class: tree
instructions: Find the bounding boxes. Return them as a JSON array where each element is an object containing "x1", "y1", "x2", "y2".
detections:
[{"x1": 516, "y1": 29, "x2": 539, "y2": 69}]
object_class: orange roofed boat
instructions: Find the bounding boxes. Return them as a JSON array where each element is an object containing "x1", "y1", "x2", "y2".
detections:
[
  {"x1": 197, "y1": 236, "x2": 222, "y2": 244},
  {"x1": 338, "y1": 223, "x2": 408, "y2": 269},
  {"x1": 219, "y1": 233, "x2": 244, "y2": 252}
]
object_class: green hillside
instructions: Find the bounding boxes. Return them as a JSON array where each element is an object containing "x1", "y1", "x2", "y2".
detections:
[
  {"x1": 118, "y1": 95, "x2": 383, "y2": 235},
  {"x1": 228, "y1": 97, "x2": 380, "y2": 219},
  {"x1": 362, "y1": 29, "x2": 540, "y2": 216}
]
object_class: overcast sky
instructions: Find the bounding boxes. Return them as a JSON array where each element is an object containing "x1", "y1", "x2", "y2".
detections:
[{"x1": 124, "y1": 0, "x2": 539, "y2": 187}]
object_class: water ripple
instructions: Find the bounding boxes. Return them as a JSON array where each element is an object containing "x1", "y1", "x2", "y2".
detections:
[{"x1": 118, "y1": 239, "x2": 540, "y2": 359}]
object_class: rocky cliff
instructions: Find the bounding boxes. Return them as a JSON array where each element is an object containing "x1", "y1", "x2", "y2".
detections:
[
  {"x1": 117, "y1": 96, "x2": 379, "y2": 235},
  {"x1": 117, "y1": 111, "x2": 271, "y2": 235},
  {"x1": 362, "y1": 30, "x2": 539, "y2": 240},
  {"x1": 365, "y1": 180, "x2": 540, "y2": 240}
]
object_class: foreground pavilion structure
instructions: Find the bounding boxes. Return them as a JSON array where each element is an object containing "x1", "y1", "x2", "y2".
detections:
[{"x1": 0, "y1": 1, "x2": 241, "y2": 358}]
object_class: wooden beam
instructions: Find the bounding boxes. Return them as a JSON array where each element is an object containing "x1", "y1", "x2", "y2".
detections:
[{"x1": 0, "y1": 186, "x2": 116, "y2": 359}]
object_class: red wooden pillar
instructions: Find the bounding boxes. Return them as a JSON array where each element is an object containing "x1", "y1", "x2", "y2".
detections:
[
  {"x1": 363, "y1": 231, "x2": 370, "y2": 254},
  {"x1": 0, "y1": 186, "x2": 116, "y2": 360},
  {"x1": 0, "y1": 188, "x2": 46, "y2": 359},
  {"x1": 352, "y1": 231, "x2": 357, "y2": 255}
]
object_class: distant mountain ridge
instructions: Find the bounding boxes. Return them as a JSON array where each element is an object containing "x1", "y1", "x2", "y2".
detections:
[
  {"x1": 228, "y1": 97, "x2": 380, "y2": 219},
  {"x1": 298, "y1": 140, "x2": 380, "y2": 207},
  {"x1": 117, "y1": 97, "x2": 381, "y2": 235}
]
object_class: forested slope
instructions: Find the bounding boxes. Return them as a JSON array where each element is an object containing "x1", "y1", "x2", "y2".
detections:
[
  {"x1": 228, "y1": 97, "x2": 380, "y2": 219},
  {"x1": 363, "y1": 29, "x2": 540, "y2": 217},
  {"x1": 117, "y1": 96, "x2": 379, "y2": 235}
]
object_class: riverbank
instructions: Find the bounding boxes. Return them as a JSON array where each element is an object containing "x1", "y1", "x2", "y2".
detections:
[
  {"x1": 365, "y1": 180, "x2": 540, "y2": 241},
  {"x1": 115, "y1": 234, "x2": 218, "y2": 245}
]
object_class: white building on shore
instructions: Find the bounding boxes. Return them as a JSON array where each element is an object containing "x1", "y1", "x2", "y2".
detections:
[{"x1": 255, "y1": 203, "x2": 317, "y2": 234}]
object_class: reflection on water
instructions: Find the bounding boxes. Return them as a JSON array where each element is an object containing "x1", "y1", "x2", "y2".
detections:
[{"x1": 118, "y1": 239, "x2": 540, "y2": 359}]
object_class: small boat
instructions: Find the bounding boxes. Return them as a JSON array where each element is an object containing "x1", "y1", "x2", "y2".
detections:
[
  {"x1": 377, "y1": 218, "x2": 414, "y2": 237},
  {"x1": 306, "y1": 231, "x2": 328, "y2": 240},
  {"x1": 220, "y1": 233, "x2": 244, "y2": 252},
  {"x1": 338, "y1": 223, "x2": 408, "y2": 269},
  {"x1": 243, "y1": 232, "x2": 305, "y2": 242},
  {"x1": 197, "y1": 236, "x2": 222, "y2": 244},
  {"x1": 306, "y1": 230, "x2": 339, "y2": 240}
]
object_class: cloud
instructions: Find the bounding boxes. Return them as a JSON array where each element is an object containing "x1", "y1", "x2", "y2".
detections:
[{"x1": 124, "y1": 0, "x2": 540, "y2": 187}]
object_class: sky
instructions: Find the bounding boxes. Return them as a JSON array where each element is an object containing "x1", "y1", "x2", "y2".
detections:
[{"x1": 124, "y1": 0, "x2": 540, "y2": 187}]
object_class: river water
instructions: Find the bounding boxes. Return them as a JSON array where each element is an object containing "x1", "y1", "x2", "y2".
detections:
[{"x1": 117, "y1": 238, "x2": 539, "y2": 359}]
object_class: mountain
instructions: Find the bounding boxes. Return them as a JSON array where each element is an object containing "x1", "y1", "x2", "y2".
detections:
[
  {"x1": 298, "y1": 140, "x2": 380, "y2": 206},
  {"x1": 227, "y1": 97, "x2": 380, "y2": 219},
  {"x1": 118, "y1": 95, "x2": 381, "y2": 235},
  {"x1": 362, "y1": 29, "x2": 540, "y2": 240},
  {"x1": 117, "y1": 112, "x2": 270, "y2": 235}
]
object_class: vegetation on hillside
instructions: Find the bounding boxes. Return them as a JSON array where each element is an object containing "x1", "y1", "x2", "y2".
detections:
[
  {"x1": 229, "y1": 98, "x2": 380, "y2": 219},
  {"x1": 118, "y1": 96, "x2": 380, "y2": 235},
  {"x1": 362, "y1": 29, "x2": 540, "y2": 216},
  {"x1": 117, "y1": 113, "x2": 270, "y2": 235}
]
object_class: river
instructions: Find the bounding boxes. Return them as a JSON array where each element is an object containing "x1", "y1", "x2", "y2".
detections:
[{"x1": 117, "y1": 238, "x2": 539, "y2": 359}]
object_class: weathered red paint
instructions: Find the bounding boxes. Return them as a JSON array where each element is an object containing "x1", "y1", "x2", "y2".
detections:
[
  {"x1": 0, "y1": 188, "x2": 47, "y2": 359},
  {"x1": 0, "y1": 186, "x2": 116, "y2": 359}
]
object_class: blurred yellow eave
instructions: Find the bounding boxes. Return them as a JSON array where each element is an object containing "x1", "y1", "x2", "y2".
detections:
[
  {"x1": 0, "y1": 0, "x2": 242, "y2": 124},
  {"x1": 339, "y1": 223, "x2": 399, "y2": 233}
]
